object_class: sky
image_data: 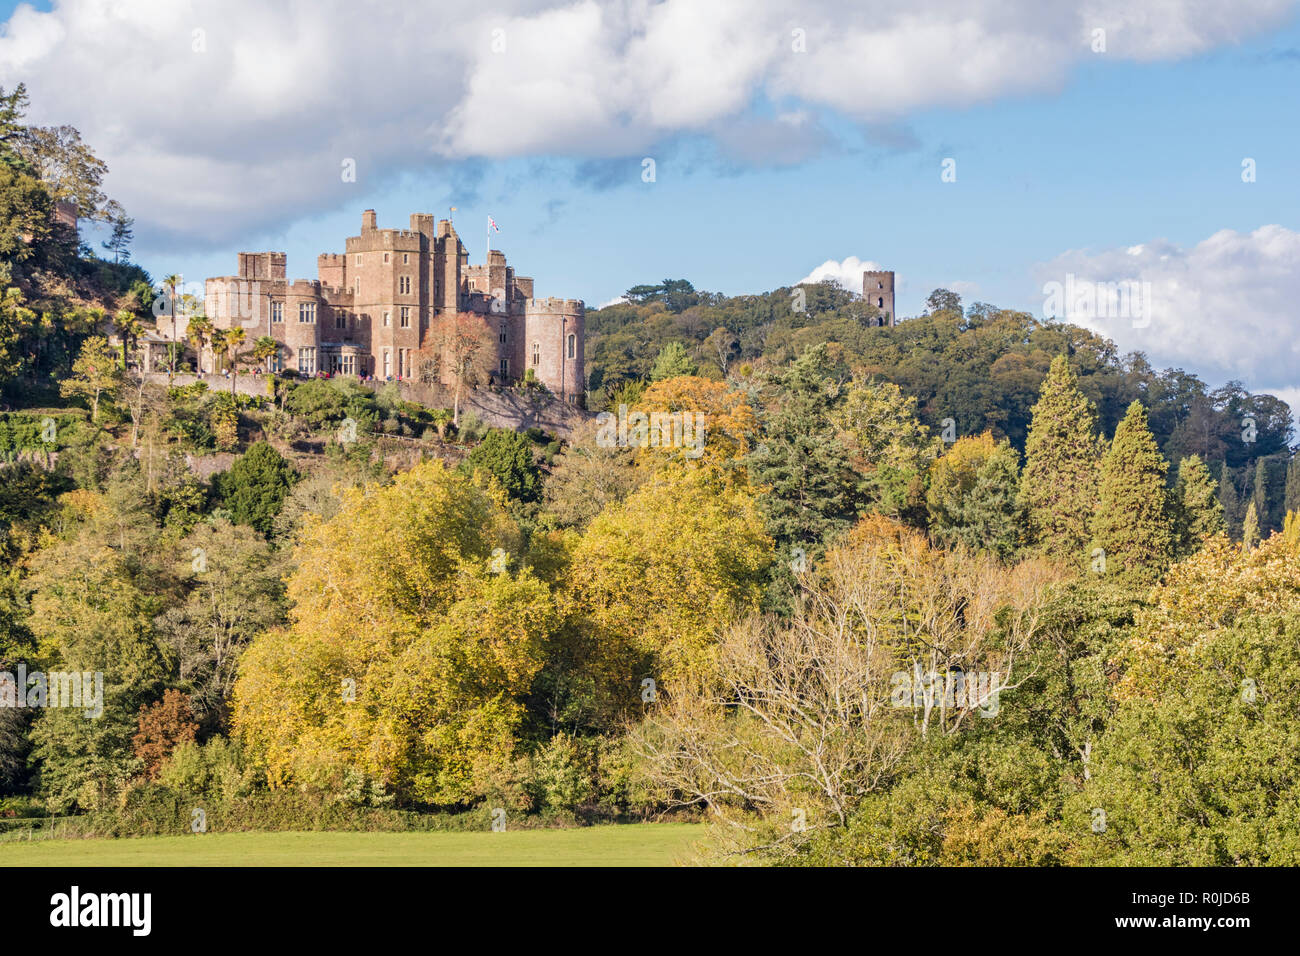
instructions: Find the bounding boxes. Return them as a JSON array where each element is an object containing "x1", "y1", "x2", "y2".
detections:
[{"x1": 2, "y1": 0, "x2": 1299, "y2": 407}]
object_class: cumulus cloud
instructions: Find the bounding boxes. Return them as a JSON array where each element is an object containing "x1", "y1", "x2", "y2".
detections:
[
  {"x1": 1035, "y1": 225, "x2": 1300, "y2": 394},
  {"x1": 798, "y1": 256, "x2": 885, "y2": 292},
  {"x1": 0, "y1": 0, "x2": 1291, "y2": 240}
]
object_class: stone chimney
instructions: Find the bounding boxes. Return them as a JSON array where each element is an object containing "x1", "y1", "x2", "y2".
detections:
[{"x1": 362, "y1": 209, "x2": 377, "y2": 232}]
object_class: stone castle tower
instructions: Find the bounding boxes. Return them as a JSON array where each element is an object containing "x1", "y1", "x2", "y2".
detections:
[
  {"x1": 863, "y1": 270, "x2": 895, "y2": 327},
  {"x1": 204, "y1": 210, "x2": 585, "y2": 401}
]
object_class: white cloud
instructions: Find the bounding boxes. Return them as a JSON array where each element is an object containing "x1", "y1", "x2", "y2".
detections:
[
  {"x1": 798, "y1": 256, "x2": 885, "y2": 293},
  {"x1": 1035, "y1": 224, "x2": 1300, "y2": 396},
  {"x1": 0, "y1": 0, "x2": 1291, "y2": 240}
]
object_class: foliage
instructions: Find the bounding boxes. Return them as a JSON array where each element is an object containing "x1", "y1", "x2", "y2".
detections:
[{"x1": 210, "y1": 442, "x2": 297, "y2": 535}]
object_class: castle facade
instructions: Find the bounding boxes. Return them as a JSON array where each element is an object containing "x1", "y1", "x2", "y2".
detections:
[{"x1": 203, "y1": 209, "x2": 585, "y2": 401}]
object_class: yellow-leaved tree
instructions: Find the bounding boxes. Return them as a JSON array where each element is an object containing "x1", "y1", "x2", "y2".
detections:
[
  {"x1": 565, "y1": 466, "x2": 774, "y2": 700},
  {"x1": 232, "y1": 460, "x2": 555, "y2": 804}
]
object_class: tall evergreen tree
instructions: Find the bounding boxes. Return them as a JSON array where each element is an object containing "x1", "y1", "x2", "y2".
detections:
[
  {"x1": 1242, "y1": 500, "x2": 1261, "y2": 550},
  {"x1": 1286, "y1": 454, "x2": 1300, "y2": 520},
  {"x1": 1171, "y1": 454, "x2": 1224, "y2": 558},
  {"x1": 1019, "y1": 355, "x2": 1102, "y2": 564},
  {"x1": 748, "y1": 344, "x2": 862, "y2": 608},
  {"x1": 1218, "y1": 462, "x2": 1241, "y2": 539},
  {"x1": 1091, "y1": 401, "x2": 1173, "y2": 585},
  {"x1": 1252, "y1": 457, "x2": 1278, "y2": 535}
]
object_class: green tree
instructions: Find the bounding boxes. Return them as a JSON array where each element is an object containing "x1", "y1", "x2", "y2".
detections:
[
  {"x1": 1019, "y1": 356, "x2": 1103, "y2": 565},
  {"x1": 748, "y1": 344, "x2": 862, "y2": 563},
  {"x1": 59, "y1": 335, "x2": 122, "y2": 421},
  {"x1": 1091, "y1": 401, "x2": 1173, "y2": 585},
  {"x1": 1219, "y1": 462, "x2": 1241, "y2": 539},
  {"x1": 1252, "y1": 457, "x2": 1275, "y2": 535},
  {"x1": 649, "y1": 341, "x2": 698, "y2": 381},
  {"x1": 1242, "y1": 500, "x2": 1261, "y2": 550},
  {"x1": 101, "y1": 199, "x2": 133, "y2": 263},
  {"x1": 1171, "y1": 454, "x2": 1224, "y2": 558},
  {"x1": 462, "y1": 427, "x2": 542, "y2": 502},
  {"x1": 211, "y1": 441, "x2": 297, "y2": 535},
  {"x1": 114, "y1": 308, "x2": 143, "y2": 370},
  {"x1": 1285, "y1": 454, "x2": 1300, "y2": 518},
  {"x1": 251, "y1": 335, "x2": 280, "y2": 373},
  {"x1": 926, "y1": 432, "x2": 1022, "y2": 560}
]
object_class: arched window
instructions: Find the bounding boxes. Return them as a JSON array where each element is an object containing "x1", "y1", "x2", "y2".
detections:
[{"x1": 531, "y1": 342, "x2": 540, "y2": 366}]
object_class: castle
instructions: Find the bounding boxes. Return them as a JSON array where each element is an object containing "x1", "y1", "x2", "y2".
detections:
[{"x1": 203, "y1": 210, "x2": 585, "y2": 401}]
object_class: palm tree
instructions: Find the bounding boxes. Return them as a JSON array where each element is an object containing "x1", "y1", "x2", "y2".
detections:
[
  {"x1": 187, "y1": 315, "x2": 214, "y2": 374},
  {"x1": 251, "y1": 335, "x2": 279, "y2": 374},
  {"x1": 223, "y1": 326, "x2": 247, "y2": 396},
  {"x1": 160, "y1": 273, "x2": 182, "y2": 381},
  {"x1": 114, "y1": 309, "x2": 143, "y2": 370}
]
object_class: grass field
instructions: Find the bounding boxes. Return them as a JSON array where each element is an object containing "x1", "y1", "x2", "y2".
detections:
[{"x1": 0, "y1": 823, "x2": 704, "y2": 867}]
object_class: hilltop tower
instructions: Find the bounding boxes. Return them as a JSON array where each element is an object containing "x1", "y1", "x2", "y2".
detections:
[{"x1": 863, "y1": 270, "x2": 895, "y2": 327}]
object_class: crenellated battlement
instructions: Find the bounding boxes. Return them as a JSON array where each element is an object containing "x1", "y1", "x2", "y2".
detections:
[{"x1": 205, "y1": 209, "x2": 584, "y2": 399}]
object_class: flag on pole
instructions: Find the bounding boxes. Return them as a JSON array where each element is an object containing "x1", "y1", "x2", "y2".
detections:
[{"x1": 488, "y1": 216, "x2": 500, "y2": 232}]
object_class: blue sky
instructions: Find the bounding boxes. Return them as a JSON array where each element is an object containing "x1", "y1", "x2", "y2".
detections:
[{"x1": 3, "y1": 0, "x2": 1299, "y2": 401}]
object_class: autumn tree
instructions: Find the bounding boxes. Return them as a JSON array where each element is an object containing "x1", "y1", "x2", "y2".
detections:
[
  {"x1": 631, "y1": 374, "x2": 758, "y2": 476},
  {"x1": 566, "y1": 467, "x2": 773, "y2": 694},
  {"x1": 541, "y1": 420, "x2": 645, "y2": 531},
  {"x1": 232, "y1": 460, "x2": 529, "y2": 801},
  {"x1": 132, "y1": 690, "x2": 199, "y2": 779}
]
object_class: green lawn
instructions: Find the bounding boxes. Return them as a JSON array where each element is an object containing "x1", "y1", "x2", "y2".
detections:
[{"x1": 0, "y1": 823, "x2": 704, "y2": 867}]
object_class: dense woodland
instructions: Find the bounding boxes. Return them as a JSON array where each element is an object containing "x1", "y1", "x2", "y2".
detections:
[{"x1": 2, "y1": 85, "x2": 1300, "y2": 865}]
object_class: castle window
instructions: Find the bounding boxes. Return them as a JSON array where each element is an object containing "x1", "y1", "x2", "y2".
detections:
[
  {"x1": 400, "y1": 307, "x2": 410, "y2": 328},
  {"x1": 271, "y1": 301, "x2": 283, "y2": 323},
  {"x1": 383, "y1": 311, "x2": 391, "y2": 327},
  {"x1": 335, "y1": 311, "x2": 347, "y2": 330},
  {"x1": 342, "y1": 353, "x2": 356, "y2": 375},
  {"x1": 402, "y1": 253, "x2": 409, "y2": 265},
  {"x1": 383, "y1": 349, "x2": 392, "y2": 378},
  {"x1": 297, "y1": 347, "x2": 316, "y2": 375},
  {"x1": 354, "y1": 280, "x2": 360, "y2": 295},
  {"x1": 499, "y1": 324, "x2": 507, "y2": 344},
  {"x1": 531, "y1": 342, "x2": 540, "y2": 366},
  {"x1": 500, "y1": 358, "x2": 509, "y2": 377},
  {"x1": 877, "y1": 297, "x2": 883, "y2": 308},
  {"x1": 298, "y1": 303, "x2": 316, "y2": 324},
  {"x1": 399, "y1": 275, "x2": 411, "y2": 295},
  {"x1": 567, "y1": 334, "x2": 576, "y2": 359},
  {"x1": 355, "y1": 254, "x2": 362, "y2": 266},
  {"x1": 383, "y1": 252, "x2": 390, "y2": 264}
]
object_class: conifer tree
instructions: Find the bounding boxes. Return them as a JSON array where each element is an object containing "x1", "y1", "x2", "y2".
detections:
[
  {"x1": 1242, "y1": 500, "x2": 1261, "y2": 550},
  {"x1": 1253, "y1": 457, "x2": 1274, "y2": 535},
  {"x1": 1171, "y1": 454, "x2": 1224, "y2": 558},
  {"x1": 1218, "y1": 462, "x2": 1241, "y2": 539},
  {"x1": 1285, "y1": 454, "x2": 1300, "y2": 518},
  {"x1": 1019, "y1": 355, "x2": 1102, "y2": 564},
  {"x1": 1090, "y1": 401, "x2": 1173, "y2": 584}
]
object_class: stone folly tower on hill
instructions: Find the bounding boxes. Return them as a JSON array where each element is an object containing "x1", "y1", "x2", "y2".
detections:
[
  {"x1": 204, "y1": 209, "x2": 585, "y2": 402},
  {"x1": 863, "y1": 270, "x2": 895, "y2": 327}
]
